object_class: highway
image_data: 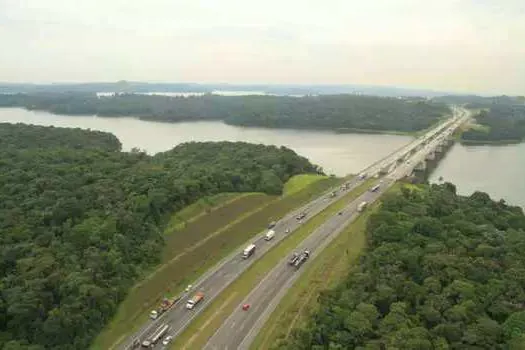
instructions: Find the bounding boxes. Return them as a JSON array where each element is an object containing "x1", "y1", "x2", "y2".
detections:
[
  {"x1": 203, "y1": 110, "x2": 469, "y2": 350},
  {"x1": 120, "y1": 108, "x2": 467, "y2": 350}
]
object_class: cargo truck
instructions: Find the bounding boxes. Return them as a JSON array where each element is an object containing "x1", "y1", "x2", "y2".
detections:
[
  {"x1": 265, "y1": 230, "x2": 275, "y2": 241},
  {"x1": 242, "y1": 244, "x2": 256, "y2": 259},
  {"x1": 293, "y1": 250, "x2": 310, "y2": 269},
  {"x1": 370, "y1": 184, "x2": 380, "y2": 192},
  {"x1": 186, "y1": 292, "x2": 204, "y2": 310},
  {"x1": 141, "y1": 324, "x2": 169, "y2": 348},
  {"x1": 357, "y1": 201, "x2": 368, "y2": 212},
  {"x1": 149, "y1": 297, "x2": 177, "y2": 320}
]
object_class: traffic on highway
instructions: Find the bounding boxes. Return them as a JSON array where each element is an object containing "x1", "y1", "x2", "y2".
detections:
[
  {"x1": 204, "y1": 109, "x2": 469, "y2": 350},
  {"x1": 121, "y1": 107, "x2": 469, "y2": 350}
]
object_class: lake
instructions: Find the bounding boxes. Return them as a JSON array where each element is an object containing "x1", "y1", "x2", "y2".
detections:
[{"x1": 1, "y1": 107, "x2": 523, "y2": 208}]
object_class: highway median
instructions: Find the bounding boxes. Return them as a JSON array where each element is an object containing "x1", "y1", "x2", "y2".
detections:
[
  {"x1": 169, "y1": 178, "x2": 376, "y2": 350},
  {"x1": 251, "y1": 200, "x2": 383, "y2": 349}
]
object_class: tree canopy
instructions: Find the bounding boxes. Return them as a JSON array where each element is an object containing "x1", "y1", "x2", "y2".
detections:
[
  {"x1": 0, "y1": 93, "x2": 450, "y2": 133},
  {"x1": 462, "y1": 104, "x2": 525, "y2": 143},
  {"x1": 278, "y1": 183, "x2": 525, "y2": 349},
  {"x1": 0, "y1": 123, "x2": 321, "y2": 350}
]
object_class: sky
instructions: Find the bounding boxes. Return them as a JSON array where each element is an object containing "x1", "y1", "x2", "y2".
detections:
[{"x1": 0, "y1": 0, "x2": 524, "y2": 95}]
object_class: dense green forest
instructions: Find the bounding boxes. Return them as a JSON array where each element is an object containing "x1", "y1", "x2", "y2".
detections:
[
  {"x1": 462, "y1": 104, "x2": 525, "y2": 143},
  {"x1": 0, "y1": 93, "x2": 450, "y2": 132},
  {"x1": 0, "y1": 123, "x2": 321, "y2": 350},
  {"x1": 279, "y1": 183, "x2": 525, "y2": 349}
]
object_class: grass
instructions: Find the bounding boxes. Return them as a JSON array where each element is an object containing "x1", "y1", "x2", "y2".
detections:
[
  {"x1": 252, "y1": 201, "x2": 381, "y2": 349},
  {"x1": 169, "y1": 178, "x2": 376, "y2": 350},
  {"x1": 164, "y1": 192, "x2": 249, "y2": 233},
  {"x1": 283, "y1": 174, "x2": 328, "y2": 196},
  {"x1": 92, "y1": 175, "x2": 340, "y2": 350}
]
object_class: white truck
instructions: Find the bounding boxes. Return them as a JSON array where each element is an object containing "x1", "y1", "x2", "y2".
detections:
[
  {"x1": 242, "y1": 243, "x2": 256, "y2": 259},
  {"x1": 185, "y1": 292, "x2": 204, "y2": 310},
  {"x1": 265, "y1": 230, "x2": 275, "y2": 241}
]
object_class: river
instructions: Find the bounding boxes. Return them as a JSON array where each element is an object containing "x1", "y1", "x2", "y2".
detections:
[{"x1": 1, "y1": 107, "x2": 523, "y2": 208}]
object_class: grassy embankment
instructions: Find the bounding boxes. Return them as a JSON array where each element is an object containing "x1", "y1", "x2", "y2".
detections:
[
  {"x1": 252, "y1": 182, "x2": 410, "y2": 349},
  {"x1": 170, "y1": 178, "x2": 376, "y2": 350},
  {"x1": 92, "y1": 174, "x2": 337, "y2": 350}
]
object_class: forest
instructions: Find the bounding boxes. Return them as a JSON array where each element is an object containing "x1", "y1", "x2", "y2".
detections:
[
  {"x1": 0, "y1": 123, "x2": 321, "y2": 350},
  {"x1": 278, "y1": 183, "x2": 525, "y2": 349},
  {"x1": 0, "y1": 93, "x2": 450, "y2": 133},
  {"x1": 462, "y1": 104, "x2": 525, "y2": 143}
]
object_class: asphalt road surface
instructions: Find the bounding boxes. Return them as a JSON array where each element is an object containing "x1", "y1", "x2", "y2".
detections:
[
  {"x1": 119, "y1": 109, "x2": 466, "y2": 350},
  {"x1": 203, "y1": 111, "x2": 470, "y2": 350}
]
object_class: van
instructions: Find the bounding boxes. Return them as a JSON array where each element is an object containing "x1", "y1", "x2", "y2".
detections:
[{"x1": 265, "y1": 230, "x2": 275, "y2": 241}]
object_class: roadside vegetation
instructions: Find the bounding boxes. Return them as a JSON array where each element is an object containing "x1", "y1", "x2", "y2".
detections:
[
  {"x1": 0, "y1": 93, "x2": 450, "y2": 133},
  {"x1": 278, "y1": 183, "x2": 525, "y2": 349},
  {"x1": 0, "y1": 123, "x2": 323, "y2": 350},
  {"x1": 170, "y1": 178, "x2": 375, "y2": 350},
  {"x1": 94, "y1": 176, "x2": 338, "y2": 350}
]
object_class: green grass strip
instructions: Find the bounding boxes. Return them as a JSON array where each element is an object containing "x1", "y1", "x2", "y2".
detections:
[{"x1": 170, "y1": 178, "x2": 375, "y2": 350}]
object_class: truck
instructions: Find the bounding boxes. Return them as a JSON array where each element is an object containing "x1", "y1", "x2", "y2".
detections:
[
  {"x1": 288, "y1": 252, "x2": 300, "y2": 265},
  {"x1": 293, "y1": 250, "x2": 310, "y2": 269},
  {"x1": 185, "y1": 292, "x2": 204, "y2": 310},
  {"x1": 141, "y1": 324, "x2": 169, "y2": 348},
  {"x1": 296, "y1": 212, "x2": 307, "y2": 220},
  {"x1": 370, "y1": 184, "x2": 380, "y2": 192},
  {"x1": 357, "y1": 201, "x2": 368, "y2": 212},
  {"x1": 242, "y1": 243, "x2": 256, "y2": 259},
  {"x1": 149, "y1": 297, "x2": 178, "y2": 320},
  {"x1": 265, "y1": 230, "x2": 275, "y2": 241}
]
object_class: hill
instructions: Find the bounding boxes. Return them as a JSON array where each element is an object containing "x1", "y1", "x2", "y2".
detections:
[
  {"x1": 0, "y1": 123, "x2": 321, "y2": 350},
  {"x1": 0, "y1": 93, "x2": 450, "y2": 133},
  {"x1": 278, "y1": 183, "x2": 525, "y2": 349}
]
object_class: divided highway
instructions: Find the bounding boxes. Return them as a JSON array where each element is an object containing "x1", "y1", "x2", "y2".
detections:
[
  {"x1": 120, "y1": 108, "x2": 467, "y2": 350},
  {"x1": 204, "y1": 111, "x2": 469, "y2": 350}
]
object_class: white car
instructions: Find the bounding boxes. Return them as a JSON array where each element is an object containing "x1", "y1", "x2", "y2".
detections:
[{"x1": 162, "y1": 335, "x2": 173, "y2": 346}]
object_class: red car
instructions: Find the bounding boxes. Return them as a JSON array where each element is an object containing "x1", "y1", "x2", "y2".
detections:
[{"x1": 242, "y1": 304, "x2": 250, "y2": 311}]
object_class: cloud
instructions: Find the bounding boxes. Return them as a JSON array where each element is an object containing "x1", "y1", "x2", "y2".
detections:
[{"x1": 0, "y1": 0, "x2": 524, "y2": 94}]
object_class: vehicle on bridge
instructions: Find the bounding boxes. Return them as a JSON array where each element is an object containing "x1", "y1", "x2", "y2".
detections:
[
  {"x1": 290, "y1": 250, "x2": 310, "y2": 269},
  {"x1": 141, "y1": 324, "x2": 169, "y2": 348},
  {"x1": 370, "y1": 184, "x2": 380, "y2": 192},
  {"x1": 185, "y1": 292, "x2": 204, "y2": 310},
  {"x1": 242, "y1": 243, "x2": 256, "y2": 259}
]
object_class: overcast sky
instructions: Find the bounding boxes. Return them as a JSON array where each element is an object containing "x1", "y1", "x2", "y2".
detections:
[{"x1": 1, "y1": 0, "x2": 524, "y2": 94}]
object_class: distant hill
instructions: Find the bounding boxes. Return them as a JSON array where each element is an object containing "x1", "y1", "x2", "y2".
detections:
[{"x1": 0, "y1": 81, "x2": 460, "y2": 97}]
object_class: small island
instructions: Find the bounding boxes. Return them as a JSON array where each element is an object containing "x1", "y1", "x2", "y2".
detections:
[{"x1": 0, "y1": 93, "x2": 450, "y2": 134}]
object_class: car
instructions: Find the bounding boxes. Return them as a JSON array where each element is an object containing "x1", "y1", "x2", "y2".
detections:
[
  {"x1": 185, "y1": 284, "x2": 192, "y2": 292},
  {"x1": 162, "y1": 335, "x2": 173, "y2": 346},
  {"x1": 242, "y1": 303, "x2": 250, "y2": 311},
  {"x1": 285, "y1": 228, "x2": 290, "y2": 234},
  {"x1": 338, "y1": 211, "x2": 343, "y2": 215}
]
